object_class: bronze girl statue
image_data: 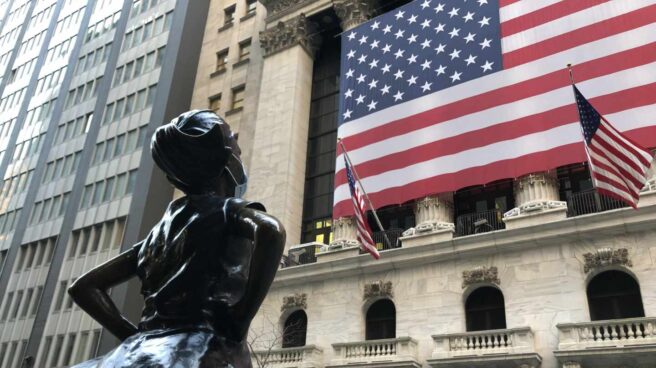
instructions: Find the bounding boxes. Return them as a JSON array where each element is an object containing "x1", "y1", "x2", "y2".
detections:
[{"x1": 69, "y1": 110, "x2": 285, "y2": 367}]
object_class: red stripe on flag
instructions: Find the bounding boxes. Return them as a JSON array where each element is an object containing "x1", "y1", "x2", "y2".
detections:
[
  {"x1": 341, "y1": 43, "x2": 656, "y2": 153},
  {"x1": 335, "y1": 82, "x2": 656, "y2": 186},
  {"x1": 334, "y1": 143, "x2": 588, "y2": 217},
  {"x1": 503, "y1": 5, "x2": 656, "y2": 68},
  {"x1": 501, "y1": 0, "x2": 610, "y2": 37},
  {"x1": 499, "y1": 0, "x2": 521, "y2": 7}
]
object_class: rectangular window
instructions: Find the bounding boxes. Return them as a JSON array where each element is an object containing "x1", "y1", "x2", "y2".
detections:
[
  {"x1": 238, "y1": 40, "x2": 251, "y2": 61},
  {"x1": 246, "y1": 0, "x2": 257, "y2": 15},
  {"x1": 231, "y1": 85, "x2": 245, "y2": 110},
  {"x1": 53, "y1": 282, "x2": 66, "y2": 311},
  {"x1": 209, "y1": 94, "x2": 221, "y2": 113},
  {"x1": 216, "y1": 49, "x2": 228, "y2": 72},
  {"x1": 224, "y1": 5, "x2": 235, "y2": 25}
]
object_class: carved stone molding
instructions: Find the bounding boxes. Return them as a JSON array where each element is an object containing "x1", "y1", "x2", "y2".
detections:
[
  {"x1": 259, "y1": 14, "x2": 319, "y2": 58},
  {"x1": 363, "y1": 280, "x2": 393, "y2": 300},
  {"x1": 333, "y1": 0, "x2": 378, "y2": 31},
  {"x1": 583, "y1": 248, "x2": 632, "y2": 273},
  {"x1": 259, "y1": 0, "x2": 306, "y2": 18},
  {"x1": 281, "y1": 293, "x2": 307, "y2": 312},
  {"x1": 462, "y1": 266, "x2": 500, "y2": 289}
]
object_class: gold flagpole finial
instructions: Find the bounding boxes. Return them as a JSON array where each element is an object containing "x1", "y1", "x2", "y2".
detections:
[{"x1": 567, "y1": 63, "x2": 575, "y2": 84}]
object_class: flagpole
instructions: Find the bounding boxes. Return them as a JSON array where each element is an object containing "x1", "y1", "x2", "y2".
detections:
[
  {"x1": 567, "y1": 63, "x2": 598, "y2": 191},
  {"x1": 338, "y1": 138, "x2": 393, "y2": 250}
]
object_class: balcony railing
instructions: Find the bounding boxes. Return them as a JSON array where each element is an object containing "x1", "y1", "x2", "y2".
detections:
[
  {"x1": 357, "y1": 228, "x2": 404, "y2": 255},
  {"x1": 331, "y1": 337, "x2": 419, "y2": 367},
  {"x1": 556, "y1": 317, "x2": 656, "y2": 350},
  {"x1": 567, "y1": 189, "x2": 628, "y2": 217},
  {"x1": 455, "y1": 209, "x2": 505, "y2": 237},
  {"x1": 252, "y1": 345, "x2": 323, "y2": 368},
  {"x1": 429, "y1": 328, "x2": 541, "y2": 367},
  {"x1": 282, "y1": 242, "x2": 320, "y2": 268}
]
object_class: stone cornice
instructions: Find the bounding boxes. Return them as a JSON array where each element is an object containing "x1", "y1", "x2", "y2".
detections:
[
  {"x1": 259, "y1": 13, "x2": 319, "y2": 58},
  {"x1": 269, "y1": 193, "x2": 656, "y2": 289}
]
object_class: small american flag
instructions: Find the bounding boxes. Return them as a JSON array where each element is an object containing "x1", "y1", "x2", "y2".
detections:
[
  {"x1": 344, "y1": 156, "x2": 380, "y2": 259},
  {"x1": 573, "y1": 85, "x2": 653, "y2": 208},
  {"x1": 334, "y1": 0, "x2": 656, "y2": 217}
]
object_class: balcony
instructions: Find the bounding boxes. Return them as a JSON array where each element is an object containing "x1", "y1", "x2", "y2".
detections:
[
  {"x1": 566, "y1": 189, "x2": 628, "y2": 217},
  {"x1": 358, "y1": 228, "x2": 404, "y2": 255},
  {"x1": 282, "y1": 243, "x2": 320, "y2": 268},
  {"x1": 455, "y1": 209, "x2": 505, "y2": 237},
  {"x1": 427, "y1": 327, "x2": 542, "y2": 368},
  {"x1": 554, "y1": 317, "x2": 656, "y2": 367},
  {"x1": 252, "y1": 345, "x2": 323, "y2": 368},
  {"x1": 328, "y1": 337, "x2": 420, "y2": 368}
]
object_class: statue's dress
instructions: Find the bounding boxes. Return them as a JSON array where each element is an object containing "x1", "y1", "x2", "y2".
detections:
[{"x1": 73, "y1": 194, "x2": 264, "y2": 368}]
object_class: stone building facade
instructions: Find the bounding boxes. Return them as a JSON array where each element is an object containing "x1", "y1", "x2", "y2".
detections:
[{"x1": 189, "y1": 1, "x2": 656, "y2": 368}]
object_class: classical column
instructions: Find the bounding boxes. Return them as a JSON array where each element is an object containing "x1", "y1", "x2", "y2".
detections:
[
  {"x1": 403, "y1": 195, "x2": 454, "y2": 237},
  {"x1": 333, "y1": 0, "x2": 378, "y2": 31},
  {"x1": 321, "y1": 0, "x2": 377, "y2": 253},
  {"x1": 503, "y1": 172, "x2": 567, "y2": 229},
  {"x1": 329, "y1": 217, "x2": 360, "y2": 249},
  {"x1": 248, "y1": 14, "x2": 319, "y2": 249}
]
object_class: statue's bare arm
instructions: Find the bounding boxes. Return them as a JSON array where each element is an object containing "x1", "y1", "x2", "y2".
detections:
[
  {"x1": 230, "y1": 206, "x2": 286, "y2": 340},
  {"x1": 68, "y1": 244, "x2": 141, "y2": 341}
]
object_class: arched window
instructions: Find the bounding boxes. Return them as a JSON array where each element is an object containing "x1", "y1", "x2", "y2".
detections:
[
  {"x1": 465, "y1": 287, "x2": 507, "y2": 331},
  {"x1": 366, "y1": 299, "x2": 396, "y2": 340},
  {"x1": 587, "y1": 270, "x2": 645, "y2": 321},
  {"x1": 282, "y1": 310, "x2": 307, "y2": 348}
]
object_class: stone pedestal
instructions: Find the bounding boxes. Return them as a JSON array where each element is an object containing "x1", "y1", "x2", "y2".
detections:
[
  {"x1": 316, "y1": 245, "x2": 361, "y2": 263},
  {"x1": 249, "y1": 14, "x2": 318, "y2": 248},
  {"x1": 503, "y1": 172, "x2": 567, "y2": 229},
  {"x1": 402, "y1": 195, "x2": 455, "y2": 241}
]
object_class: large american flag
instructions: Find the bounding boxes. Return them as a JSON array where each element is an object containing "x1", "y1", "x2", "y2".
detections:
[
  {"x1": 333, "y1": 0, "x2": 656, "y2": 217},
  {"x1": 574, "y1": 86, "x2": 653, "y2": 208},
  {"x1": 344, "y1": 156, "x2": 380, "y2": 259}
]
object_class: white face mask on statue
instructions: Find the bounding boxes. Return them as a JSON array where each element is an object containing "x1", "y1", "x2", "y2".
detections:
[{"x1": 224, "y1": 153, "x2": 248, "y2": 198}]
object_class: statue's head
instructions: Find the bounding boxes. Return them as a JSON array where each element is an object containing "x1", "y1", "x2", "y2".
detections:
[{"x1": 151, "y1": 110, "x2": 248, "y2": 197}]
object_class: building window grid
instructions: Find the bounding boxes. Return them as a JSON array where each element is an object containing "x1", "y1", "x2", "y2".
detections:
[
  {"x1": 53, "y1": 113, "x2": 92, "y2": 145},
  {"x1": 112, "y1": 46, "x2": 165, "y2": 87},
  {"x1": 28, "y1": 192, "x2": 70, "y2": 225},
  {"x1": 42, "y1": 151, "x2": 82, "y2": 184},
  {"x1": 64, "y1": 77, "x2": 102, "y2": 109},
  {"x1": 35, "y1": 66, "x2": 67, "y2": 95},
  {"x1": 84, "y1": 10, "x2": 120, "y2": 43},
  {"x1": 11, "y1": 133, "x2": 46, "y2": 161},
  {"x1": 102, "y1": 83, "x2": 158, "y2": 125},
  {"x1": 91, "y1": 126, "x2": 148, "y2": 166},
  {"x1": 67, "y1": 217, "x2": 126, "y2": 259},
  {"x1": 75, "y1": 42, "x2": 112, "y2": 75},
  {"x1": 122, "y1": 11, "x2": 173, "y2": 52},
  {"x1": 40, "y1": 329, "x2": 101, "y2": 368},
  {"x1": 130, "y1": 0, "x2": 163, "y2": 18},
  {"x1": 0, "y1": 209, "x2": 21, "y2": 235},
  {"x1": 79, "y1": 170, "x2": 138, "y2": 210}
]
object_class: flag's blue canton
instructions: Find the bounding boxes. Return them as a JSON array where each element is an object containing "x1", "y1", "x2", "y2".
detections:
[
  {"x1": 573, "y1": 86, "x2": 601, "y2": 144},
  {"x1": 345, "y1": 159, "x2": 357, "y2": 197},
  {"x1": 339, "y1": 0, "x2": 503, "y2": 125}
]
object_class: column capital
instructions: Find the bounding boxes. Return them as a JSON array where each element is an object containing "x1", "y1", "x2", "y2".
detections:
[
  {"x1": 402, "y1": 194, "x2": 454, "y2": 237},
  {"x1": 333, "y1": 0, "x2": 378, "y2": 31},
  {"x1": 259, "y1": 13, "x2": 320, "y2": 58},
  {"x1": 325, "y1": 216, "x2": 360, "y2": 250},
  {"x1": 504, "y1": 171, "x2": 567, "y2": 219}
]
